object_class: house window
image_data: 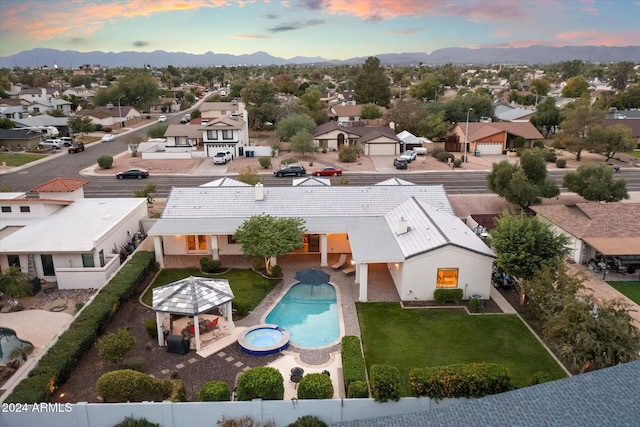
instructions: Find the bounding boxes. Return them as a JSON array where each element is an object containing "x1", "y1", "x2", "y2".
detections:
[
  {"x1": 20, "y1": 206, "x2": 30, "y2": 213},
  {"x1": 7, "y1": 255, "x2": 20, "y2": 267},
  {"x1": 319, "y1": 139, "x2": 328, "y2": 149},
  {"x1": 436, "y1": 268, "x2": 459, "y2": 288},
  {"x1": 187, "y1": 235, "x2": 207, "y2": 251},
  {"x1": 222, "y1": 130, "x2": 233, "y2": 140},
  {"x1": 41, "y1": 254, "x2": 55, "y2": 276},
  {"x1": 1, "y1": 206, "x2": 10, "y2": 213},
  {"x1": 82, "y1": 254, "x2": 95, "y2": 268},
  {"x1": 99, "y1": 250, "x2": 105, "y2": 267},
  {"x1": 227, "y1": 235, "x2": 237, "y2": 244},
  {"x1": 207, "y1": 130, "x2": 218, "y2": 140}
]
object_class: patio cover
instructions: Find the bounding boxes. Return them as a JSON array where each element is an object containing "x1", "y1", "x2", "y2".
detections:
[
  {"x1": 153, "y1": 276, "x2": 235, "y2": 351},
  {"x1": 582, "y1": 237, "x2": 640, "y2": 257}
]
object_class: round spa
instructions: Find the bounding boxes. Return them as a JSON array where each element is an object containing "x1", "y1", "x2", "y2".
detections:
[{"x1": 238, "y1": 324, "x2": 290, "y2": 356}]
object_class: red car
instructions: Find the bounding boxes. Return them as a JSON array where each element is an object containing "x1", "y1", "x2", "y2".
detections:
[{"x1": 313, "y1": 167, "x2": 342, "y2": 176}]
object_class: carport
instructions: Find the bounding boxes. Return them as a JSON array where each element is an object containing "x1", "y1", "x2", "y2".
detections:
[{"x1": 583, "y1": 237, "x2": 640, "y2": 280}]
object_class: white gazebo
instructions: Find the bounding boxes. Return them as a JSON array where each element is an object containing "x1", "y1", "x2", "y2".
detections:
[{"x1": 152, "y1": 276, "x2": 235, "y2": 351}]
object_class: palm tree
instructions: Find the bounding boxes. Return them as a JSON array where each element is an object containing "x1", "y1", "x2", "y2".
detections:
[
  {"x1": 9, "y1": 344, "x2": 34, "y2": 362},
  {"x1": 0, "y1": 266, "x2": 32, "y2": 299}
]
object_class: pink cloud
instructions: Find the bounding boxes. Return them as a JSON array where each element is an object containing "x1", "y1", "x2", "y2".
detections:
[{"x1": 478, "y1": 29, "x2": 640, "y2": 49}]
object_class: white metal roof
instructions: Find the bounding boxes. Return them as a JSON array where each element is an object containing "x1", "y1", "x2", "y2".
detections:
[{"x1": 199, "y1": 177, "x2": 250, "y2": 187}]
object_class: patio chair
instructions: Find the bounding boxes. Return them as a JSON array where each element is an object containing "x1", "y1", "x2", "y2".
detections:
[
  {"x1": 331, "y1": 254, "x2": 347, "y2": 270},
  {"x1": 204, "y1": 317, "x2": 219, "y2": 332},
  {"x1": 290, "y1": 367, "x2": 304, "y2": 388},
  {"x1": 342, "y1": 265, "x2": 356, "y2": 274}
]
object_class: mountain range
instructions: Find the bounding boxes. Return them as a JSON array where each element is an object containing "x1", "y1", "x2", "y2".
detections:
[{"x1": 1, "y1": 46, "x2": 639, "y2": 68}]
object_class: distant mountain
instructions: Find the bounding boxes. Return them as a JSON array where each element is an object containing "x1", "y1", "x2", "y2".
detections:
[{"x1": 1, "y1": 45, "x2": 638, "y2": 68}]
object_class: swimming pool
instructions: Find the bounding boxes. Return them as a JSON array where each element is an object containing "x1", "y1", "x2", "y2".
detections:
[
  {"x1": 265, "y1": 282, "x2": 340, "y2": 348},
  {"x1": 0, "y1": 327, "x2": 33, "y2": 363}
]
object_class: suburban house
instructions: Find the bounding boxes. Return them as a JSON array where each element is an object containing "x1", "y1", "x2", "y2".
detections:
[
  {"x1": 74, "y1": 105, "x2": 142, "y2": 129},
  {"x1": 200, "y1": 101, "x2": 244, "y2": 119},
  {"x1": 328, "y1": 104, "x2": 363, "y2": 125},
  {"x1": 531, "y1": 202, "x2": 640, "y2": 274},
  {"x1": 62, "y1": 86, "x2": 95, "y2": 99},
  {"x1": 313, "y1": 121, "x2": 402, "y2": 155},
  {"x1": 0, "y1": 178, "x2": 148, "y2": 290},
  {"x1": 199, "y1": 111, "x2": 250, "y2": 158},
  {"x1": 163, "y1": 124, "x2": 203, "y2": 149},
  {"x1": 147, "y1": 181, "x2": 495, "y2": 302},
  {"x1": 494, "y1": 104, "x2": 535, "y2": 122},
  {"x1": 14, "y1": 114, "x2": 71, "y2": 138},
  {"x1": 0, "y1": 128, "x2": 47, "y2": 150},
  {"x1": 449, "y1": 121, "x2": 544, "y2": 155}
]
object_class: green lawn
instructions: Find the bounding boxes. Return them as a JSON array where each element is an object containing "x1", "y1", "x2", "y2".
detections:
[
  {"x1": 0, "y1": 152, "x2": 46, "y2": 166},
  {"x1": 141, "y1": 268, "x2": 280, "y2": 315},
  {"x1": 607, "y1": 281, "x2": 640, "y2": 305},
  {"x1": 357, "y1": 303, "x2": 567, "y2": 395},
  {"x1": 627, "y1": 150, "x2": 640, "y2": 159}
]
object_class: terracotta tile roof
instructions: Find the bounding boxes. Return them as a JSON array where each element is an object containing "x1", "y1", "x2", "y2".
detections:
[
  {"x1": 30, "y1": 178, "x2": 89, "y2": 193},
  {"x1": 465, "y1": 122, "x2": 543, "y2": 141}
]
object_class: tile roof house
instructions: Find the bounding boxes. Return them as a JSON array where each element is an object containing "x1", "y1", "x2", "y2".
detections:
[
  {"x1": 450, "y1": 121, "x2": 544, "y2": 155},
  {"x1": 198, "y1": 112, "x2": 250, "y2": 158},
  {"x1": 0, "y1": 179, "x2": 148, "y2": 290},
  {"x1": 147, "y1": 182, "x2": 495, "y2": 302},
  {"x1": 74, "y1": 105, "x2": 142, "y2": 129},
  {"x1": 314, "y1": 121, "x2": 402, "y2": 155}
]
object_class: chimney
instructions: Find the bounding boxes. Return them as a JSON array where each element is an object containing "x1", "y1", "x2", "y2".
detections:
[
  {"x1": 255, "y1": 182, "x2": 264, "y2": 201},
  {"x1": 397, "y1": 217, "x2": 409, "y2": 235}
]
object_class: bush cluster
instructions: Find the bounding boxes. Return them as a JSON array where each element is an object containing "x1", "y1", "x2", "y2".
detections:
[
  {"x1": 533, "y1": 139, "x2": 545, "y2": 148},
  {"x1": 436, "y1": 151, "x2": 455, "y2": 163},
  {"x1": 433, "y1": 288, "x2": 463, "y2": 305},
  {"x1": 258, "y1": 156, "x2": 271, "y2": 169},
  {"x1": 114, "y1": 417, "x2": 159, "y2": 427},
  {"x1": 370, "y1": 364, "x2": 401, "y2": 402},
  {"x1": 338, "y1": 145, "x2": 358, "y2": 162},
  {"x1": 144, "y1": 318, "x2": 158, "y2": 338},
  {"x1": 96, "y1": 369, "x2": 186, "y2": 402},
  {"x1": 453, "y1": 159, "x2": 463, "y2": 168},
  {"x1": 98, "y1": 328, "x2": 136, "y2": 363},
  {"x1": 5, "y1": 251, "x2": 155, "y2": 404},
  {"x1": 431, "y1": 147, "x2": 445, "y2": 158},
  {"x1": 280, "y1": 157, "x2": 298, "y2": 165},
  {"x1": 97, "y1": 155, "x2": 114, "y2": 169},
  {"x1": 409, "y1": 363, "x2": 513, "y2": 401},
  {"x1": 556, "y1": 158, "x2": 567, "y2": 168},
  {"x1": 199, "y1": 257, "x2": 222, "y2": 273},
  {"x1": 468, "y1": 297, "x2": 481, "y2": 313},
  {"x1": 235, "y1": 367, "x2": 284, "y2": 401},
  {"x1": 341, "y1": 336, "x2": 368, "y2": 397},
  {"x1": 544, "y1": 149, "x2": 557, "y2": 163},
  {"x1": 297, "y1": 373, "x2": 333, "y2": 399},
  {"x1": 103, "y1": 127, "x2": 113, "y2": 133},
  {"x1": 287, "y1": 416, "x2": 328, "y2": 427},
  {"x1": 198, "y1": 380, "x2": 231, "y2": 401}
]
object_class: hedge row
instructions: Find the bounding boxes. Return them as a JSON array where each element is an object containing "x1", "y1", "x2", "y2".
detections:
[
  {"x1": 409, "y1": 363, "x2": 514, "y2": 401},
  {"x1": 433, "y1": 288, "x2": 463, "y2": 305},
  {"x1": 297, "y1": 373, "x2": 334, "y2": 400},
  {"x1": 5, "y1": 251, "x2": 156, "y2": 403},
  {"x1": 370, "y1": 364, "x2": 401, "y2": 402},
  {"x1": 341, "y1": 336, "x2": 368, "y2": 398},
  {"x1": 96, "y1": 369, "x2": 186, "y2": 403}
]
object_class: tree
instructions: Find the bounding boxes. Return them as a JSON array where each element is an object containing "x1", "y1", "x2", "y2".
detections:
[
  {"x1": 563, "y1": 163, "x2": 629, "y2": 202},
  {"x1": 354, "y1": 57, "x2": 391, "y2": 107},
  {"x1": 134, "y1": 183, "x2": 157, "y2": 206},
  {"x1": 0, "y1": 118, "x2": 15, "y2": 129},
  {"x1": 417, "y1": 111, "x2": 448, "y2": 140},
  {"x1": 611, "y1": 86, "x2": 640, "y2": 109},
  {"x1": 408, "y1": 74, "x2": 442, "y2": 101},
  {"x1": 237, "y1": 167, "x2": 261, "y2": 185},
  {"x1": 300, "y1": 89, "x2": 323, "y2": 114},
  {"x1": 444, "y1": 93, "x2": 494, "y2": 123},
  {"x1": 240, "y1": 78, "x2": 279, "y2": 130},
  {"x1": 360, "y1": 103, "x2": 382, "y2": 119},
  {"x1": 524, "y1": 265, "x2": 584, "y2": 321},
  {"x1": 555, "y1": 95, "x2": 604, "y2": 161},
  {"x1": 386, "y1": 100, "x2": 426, "y2": 134},
  {"x1": 233, "y1": 214, "x2": 306, "y2": 274},
  {"x1": 147, "y1": 123, "x2": 168, "y2": 139},
  {"x1": 530, "y1": 97, "x2": 561, "y2": 138},
  {"x1": 491, "y1": 211, "x2": 570, "y2": 281},
  {"x1": 272, "y1": 73, "x2": 297, "y2": 94},
  {"x1": 561, "y1": 76, "x2": 589, "y2": 98},
  {"x1": 190, "y1": 109, "x2": 201, "y2": 119},
  {"x1": 610, "y1": 61, "x2": 634, "y2": 90},
  {"x1": 276, "y1": 113, "x2": 316, "y2": 142},
  {"x1": 0, "y1": 265, "x2": 32, "y2": 298},
  {"x1": 588, "y1": 123, "x2": 636, "y2": 160},
  {"x1": 289, "y1": 129, "x2": 317, "y2": 157},
  {"x1": 529, "y1": 79, "x2": 551, "y2": 97},
  {"x1": 67, "y1": 115, "x2": 94, "y2": 136},
  {"x1": 97, "y1": 329, "x2": 136, "y2": 364}
]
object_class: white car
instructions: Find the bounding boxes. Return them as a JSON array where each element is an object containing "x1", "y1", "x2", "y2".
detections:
[
  {"x1": 38, "y1": 139, "x2": 62, "y2": 149},
  {"x1": 101, "y1": 134, "x2": 115, "y2": 142},
  {"x1": 400, "y1": 150, "x2": 417, "y2": 162},
  {"x1": 158, "y1": 115, "x2": 167, "y2": 122}
]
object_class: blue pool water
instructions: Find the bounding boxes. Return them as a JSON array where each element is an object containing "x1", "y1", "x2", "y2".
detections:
[
  {"x1": 0, "y1": 327, "x2": 32, "y2": 363},
  {"x1": 265, "y1": 283, "x2": 340, "y2": 348}
]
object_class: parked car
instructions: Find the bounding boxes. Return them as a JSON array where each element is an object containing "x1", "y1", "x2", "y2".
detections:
[
  {"x1": 313, "y1": 167, "x2": 342, "y2": 176},
  {"x1": 604, "y1": 162, "x2": 621, "y2": 173},
  {"x1": 180, "y1": 114, "x2": 191, "y2": 124},
  {"x1": 213, "y1": 151, "x2": 233, "y2": 164},
  {"x1": 60, "y1": 137, "x2": 73, "y2": 147},
  {"x1": 158, "y1": 115, "x2": 167, "y2": 122},
  {"x1": 102, "y1": 134, "x2": 115, "y2": 142},
  {"x1": 400, "y1": 150, "x2": 417, "y2": 162},
  {"x1": 38, "y1": 139, "x2": 62, "y2": 149},
  {"x1": 116, "y1": 168, "x2": 149, "y2": 179},
  {"x1": 68, "y1": 142, "x2": 85, "y2": 153},
  {"x1": 274, "y1": 165, "x2": 306, "y2": 177},
  {"x1": 394, "y1": 158, "x2": 408, "y2": 170}
]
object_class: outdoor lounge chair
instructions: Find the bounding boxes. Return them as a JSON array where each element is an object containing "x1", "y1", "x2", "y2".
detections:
[{"x1": 331, "y1": 254, "x2": 347, "y2": 270}]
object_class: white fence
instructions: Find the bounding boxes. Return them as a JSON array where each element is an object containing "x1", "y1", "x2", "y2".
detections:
[{"x1": 0, "y1": 397, "x2": 463, "y2": 427}]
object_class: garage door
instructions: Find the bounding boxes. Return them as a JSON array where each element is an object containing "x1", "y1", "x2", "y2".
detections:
[
  {"x1": 367, "y1": 143, "x2": 398, "y2": 156},
  {"x1": 477, "y1": 143, "x2": 503, "y2": 155}
]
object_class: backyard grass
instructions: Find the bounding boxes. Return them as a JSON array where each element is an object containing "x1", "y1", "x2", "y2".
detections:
[
  {"x1": 607, "y1": 281, "x2": 640, "y2": 305},
  {"x1": 627, "y1": 150, "x2": 640, "y2": 159},
  {"x1": 0, "y1": 152, "x2": 47, "y2": 166},
  {"x1": 357, "y1": 303, "x2": 567, "y2": 395},
  {"x1": 141, "y1": 268, "x2": 280, "y2": 314}
]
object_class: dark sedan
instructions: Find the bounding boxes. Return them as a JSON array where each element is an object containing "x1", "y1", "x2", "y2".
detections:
[
  {"x1": 313, "y1": 167, "x2": 342, "y2": 176},
  {"x1": 116, "y1": 168, "x2": 149, "y2": 179}
]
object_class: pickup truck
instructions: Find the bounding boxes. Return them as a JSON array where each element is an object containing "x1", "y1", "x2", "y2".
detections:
[{"x1": 213, "y1": 151, "x2": 233, "y2": 164}]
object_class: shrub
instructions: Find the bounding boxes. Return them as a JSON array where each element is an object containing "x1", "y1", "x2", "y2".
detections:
[
  {"x1": 370, "y1": 364, "x2": 400, "y2": 402},
  {"x1": 453, "y1": 159, "x2": 463, "y2": 168},
  {"x1": 258, "y1": 156, "x2": 271, "y2": 169},
  {"x1": 431, "y1": 147, "x2": 445, "y2": 158},
  {"x1": 469, "y1": 297, "x2": 481, "y2": 313},
  {"x1": 97, "y1": 155, "x2": 113, "y2": 169},
  {"x1": 533, "y1": 139, "x2": 545, "y2": 148},
  {"x1": 281, "y1": 157, "x2": 298, "y2": 165},
  {"x1": 144, "y1": 319, "x2": 157, "y2": 338},
  {"x1": 297, "y1": 373, "x2": 333, "y2": 399},
  {"x1": 236, "y1": 367, "x2": 284, "y2": 401},
  {"x1": 338, "y1": 145, "x2": 358, "y2": 162},
  {"x1": 513, "y1": 136, "x2": 526, "y2": 149},
  {"x1": 198, "y1": 380, "x2": 231, "y2": 401},
  {"x1": 515, "y1": 147, "x2": 526, "y2": 157},
  {"x1": 103, "y1": 127, "x2": 113, "y2": 133},
  {"x1": 528, "y1": 371, "x2": 553, "y2": 386},
  {"x1": 98, "y1": 328, "x2": 136, "y2": 363},
  {"x1": 436, "y1": 151, "x2": 455, "y2": 163},
  {"x1": 270, "y1": 264, "x2": 282, "y2": 278},
  {"x1": 199, "y1": 257, "x2": 221, "y2": 273},
  {"x1": 347, "y1": 380, "x2": 369, "y2": 398},
  {"x1": 96, "y1": 369, "x2": 185, "y2": 402},
  {"x1": 433, "y1": 288, "x2": 463, "y2": 305},
  {"x1": 341, "y1": 336, "x2": 367, "y2": 395},
  {"x1": 287, "y1": 415, "x2": 328, "y2": 427},
  {"x1": 121, "y1": 356, "x2": 146, "y2": 372},
  {"x1": 544, "y1": 149, "x2": 557, "y2": 163},
  {"x1": 556, "y1": 158, "x2": 567, "y2": 168},
  {"x1": 113, "y1": 417, "x2": 160, "y2": 427},
  {"x1": 409, "y1": 363, "x2": 513, "y2": 401}
]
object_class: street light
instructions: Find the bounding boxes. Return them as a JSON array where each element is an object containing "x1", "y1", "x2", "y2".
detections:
[
  {"x1": 117, "y1": 95, "x2": 125, "y2": 128},
  {"x1": 464, "y1": 108, "x2": 473, "y2": 163}
]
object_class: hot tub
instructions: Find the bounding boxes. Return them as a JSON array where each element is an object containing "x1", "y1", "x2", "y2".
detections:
[{"x1": 238, "y1": 324, "x2": 290, "y2": 356}]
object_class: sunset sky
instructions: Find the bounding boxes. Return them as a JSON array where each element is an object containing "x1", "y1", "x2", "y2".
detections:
[{"x1": 0, "y1": 0, "x2": 638, "y2": 60}]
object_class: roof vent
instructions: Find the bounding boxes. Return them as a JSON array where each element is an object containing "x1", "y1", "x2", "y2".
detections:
[
  {"x1": 255, "y1": 182, "x2": 264, "y2": 201},
  {"x1": 397, "y1": 217, "x2": 409, "y2": 235}
]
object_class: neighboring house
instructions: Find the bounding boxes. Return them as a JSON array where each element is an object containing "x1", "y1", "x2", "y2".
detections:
[
  {"x1": 450, "y1": 121, "x2": 544, "y2": 155},
  {"x1": 147, "y1": 182, "x2": 495, "y2": 302},
  {"x1": 531, "y1": 203, "x2": 640, "y2": 271},
  {"x1": 200, "y1": 101, "x2": 243, "y2": 119},
  {"x1": 603, "y1": 117, "x2": 640, "y2": 146},
  {"x1": 164, "y1": 124, "x2": 202, "y2": 149},
  {"x1": 62, "y1": 86, "x2": 95, "y2": 98},
  {"x1": 17, "y1": 88, "x2": 72, "y2": 115},
  {"x1": 74, "y1": 105, "x2": 141, "y2": 129},
  {"x1": 0, "y1": 128, "x2": 46, "y2": 150},
  {"x1": 199, "y1": 112, "x2": 249, "y2": 158},
  {"x1": 396, "y1": 130, "x2": 431, "y2": 151},
  {"x1": 0, "y1": 178, "x2": 148, "y2": 290},
  {"x1": 328, "y1": 104, "x2": 362, "y2": 125},
  {"x1": 313, "y1": 121, "x2": 402, "y2": 155},
  {"x1": 14, "y1": 114, "x2": 71, "y2": 137},
  {"x1": 494, "y1": 105, "x2": 535, "y2": 122},
  {"x1": 18, "y1": 87, "x2": 61, "y2": 103}
]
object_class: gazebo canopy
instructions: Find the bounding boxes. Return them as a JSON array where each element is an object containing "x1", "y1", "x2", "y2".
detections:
[{"x1": 152, "y1": 276, "x2": 234, "y2": 316}]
